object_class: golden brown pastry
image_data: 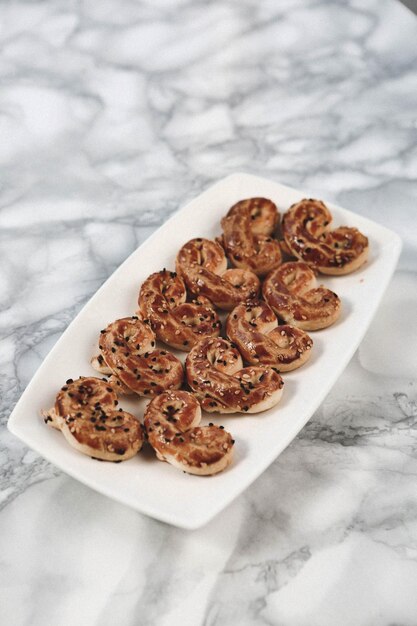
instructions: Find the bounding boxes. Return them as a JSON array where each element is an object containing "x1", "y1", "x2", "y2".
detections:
[
  {"x1": 226, "y1": 299, "x2": 313, "y2": 372},
  {"x1": 91, "y1": 317, "x2": 183, "y2": 396},
  {"x1": 41, "y1": 377, "x2": 143, "y2": 461},
  {"x1": 176, "y1": 238, "x2": 260, "y2": 311},
  {"x1": 138, "y1": 269, "x2": 220, "y2": 351},
  {"x1": 144, "y1": 390, "x2": 234, "y2": 475},
  {"x1": 262, "y1": 262, "x2": 341, "y2": 331},
  {"x1": 220, "y1": 198, "x2": 282, "y2": 276},
  {"x1": 185, "y1": 337, "x2": 284, "y2": 413},
  {"x1": 282, "y1": 198, "x2": 369, "y2": 275}
]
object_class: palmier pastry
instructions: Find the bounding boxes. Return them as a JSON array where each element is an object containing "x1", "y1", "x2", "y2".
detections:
[
  {"x1": 41, "y1": 377, "x2": 143, "y2": 461},
  {"x1": 263, "y1": 262, "x2": 341, "y2": 331},
  {"x1": 144, "y1": 390, "x2": 234, "y2": 475},
  {"x1": 226, "y1": 299, "x2": 313, "y2": 372},
  {"x1": 220, "y1": 198, "x2": 282, "y2": 276},
  {"x1": 138, "y1": 269, "x2": 220, "y2": 351},
  {"x1": 176, "y1": 238, "x2": 260, "y2": 311},
  {"x1": 91, "y1": 317, "x2": 183, "y2": 396},
  {"x1": 185, "y1": 337, "x2": 284, "y2": 413},
  {"x1": 282, "y1": 198, "x2": 369, "y2": 275}
]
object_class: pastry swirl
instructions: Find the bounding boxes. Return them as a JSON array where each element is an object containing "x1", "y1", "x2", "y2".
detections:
[
  {"x1": 263, "y1": 262, "x2": 341, "y2": 330},
  {"x1": 176, "y1": 238, "x2": 260, "y2": 311},
  {"x1": 41, "y1": 377, "x2": 143, "y2": 461},
  {"x1": 91, "y1": 316, "x2": 184, "y2": 396},
  {"x1": 185, "y1": 337, "x2": 284, "y2": 413},
  {"x1": 144, "y1": 390, "x2": 234, "y2": 475},
  {"x1": 226, "y1": 299, "x2": 313, "y2": 372},
  {"x1": 220, "y1": 198, "x2": 282, "y2": 276},
  {"x1": 138, "y1": 269, "x2": 220, "y2": 351},
  {"x1": 282, "y1": 198, "x2": 369, "y2": 275}
]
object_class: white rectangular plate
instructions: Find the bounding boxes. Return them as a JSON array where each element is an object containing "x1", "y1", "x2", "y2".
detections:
[{"x1": 8, "y1": 173, "x2": 402, "y2": 529}]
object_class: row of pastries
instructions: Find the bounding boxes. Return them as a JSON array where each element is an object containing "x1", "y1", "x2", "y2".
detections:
[{"x1": 42, "y1": 197, "x2": 369, "y2": 475}]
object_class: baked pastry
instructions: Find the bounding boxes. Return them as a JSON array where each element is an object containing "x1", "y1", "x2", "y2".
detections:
[
  {"x1": 91, "y1": 317, "x2": 183, "y2": 396},
  {"x1": 176, "y1": 238, "x2": 260, "y2": 311},
  {"x1": 220, "y1": 198, "x2": 282, "y2": 276},
  {"x1": 138, "y1": 269, "x2": 221, "y2": 351},
  {"x1": 226, "y1": 299, "x2": 313, "y2": 372},
  {"x1": 144, "y1": 390, "x2": 234, "y2": 475},
  {"x1": 185, "y1": 337, "x2": 284, "y2": 413},
  {"x1": 282, "y1": 198, "x2": 369, "y2": 275},
  {"x1": 262, "y1": 262, "x2": 341, "y2": 330},
  {"x1": 41, "y1": 377, "x2": 143, "y2": 461}
]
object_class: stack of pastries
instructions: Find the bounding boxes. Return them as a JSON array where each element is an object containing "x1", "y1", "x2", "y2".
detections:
[{"x1": 42, "y1": 196, "x2": 369, "y2": 476}]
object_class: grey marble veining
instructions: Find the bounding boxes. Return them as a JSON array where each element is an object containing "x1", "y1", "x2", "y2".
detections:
[{"x1": 1, "y1": 0, "x2": 417, "y2": 624}]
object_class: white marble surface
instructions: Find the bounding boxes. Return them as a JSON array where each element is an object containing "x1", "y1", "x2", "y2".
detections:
[{"x1": 1, "y1": 0, "x2": 417, "y2": 624}]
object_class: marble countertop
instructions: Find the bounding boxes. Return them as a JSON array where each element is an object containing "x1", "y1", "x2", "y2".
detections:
[{"x1": 1, "y1": 0, "x2": 417, "y2": 624}]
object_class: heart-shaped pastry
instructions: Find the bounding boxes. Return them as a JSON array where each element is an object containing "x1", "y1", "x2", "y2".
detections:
[
  {"x1": 42, "y1": 376, "x2": 143, "y2": 461},
  {"x1": 282, "y1": 198, "x2": 368, "y2": 275},
  {"x1": 185, "y1": 337, "x2": 284, "y2": 414},
  {"x1": 91, "y1": 317, "x2": 184, "y2": 396},
  {"x1": 226, "y1": 299, "x2": 313, "y2": 372},
  {"x1": 263, "y1": 262, "x2": 341, "y2": 331},
  {"x1": 138, "y1": 269, "x2": 221, "y2": 351},
  {"x1": 220, "y1": 197, "x2": 282, "y2": 276},
  {"x1": 176, "y1": 238, "x2": 260, "y2": 311},
  {"x1": 144, "y1": 390, "x2": 234, "y2": 475}
]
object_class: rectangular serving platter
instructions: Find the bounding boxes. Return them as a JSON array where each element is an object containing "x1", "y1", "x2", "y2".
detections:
[{"x1": 8, "y1": 173, "x2": 402, "y2": 529}]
